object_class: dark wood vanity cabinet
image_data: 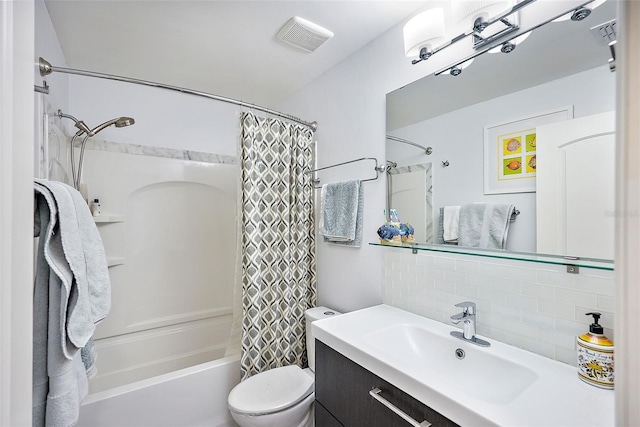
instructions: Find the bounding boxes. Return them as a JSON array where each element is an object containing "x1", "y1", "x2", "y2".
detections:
[{"x1": 315, "y1": 340, "x2": 459, "y2": 427}]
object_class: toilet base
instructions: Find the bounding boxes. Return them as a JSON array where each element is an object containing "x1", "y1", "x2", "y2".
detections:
[{"x1": 230, "y1": 392, "x2": 315, "y2": 427}]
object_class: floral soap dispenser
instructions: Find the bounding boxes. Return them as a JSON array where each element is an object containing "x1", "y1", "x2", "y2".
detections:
[{"x1": 577, "y1": 312, "x2": 614, "y2": 389}]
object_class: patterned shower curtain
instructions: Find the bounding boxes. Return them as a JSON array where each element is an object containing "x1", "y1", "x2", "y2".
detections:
[{"x1": 239, "y1": 112, "x2": 317, "y2": 379}]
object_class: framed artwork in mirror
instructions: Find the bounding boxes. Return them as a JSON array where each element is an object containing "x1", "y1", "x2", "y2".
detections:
[{"x1": 483, "y1": 106, "x2": 573, "y2": 195}]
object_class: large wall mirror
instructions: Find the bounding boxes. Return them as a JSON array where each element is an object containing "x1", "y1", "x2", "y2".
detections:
[{"x1": 385, "y1": 0, "x2": 616, "y2": 264}]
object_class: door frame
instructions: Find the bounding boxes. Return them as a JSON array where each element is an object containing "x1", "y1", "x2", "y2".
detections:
[{"x1": 0, "y1": 0, "x2": 34, "y2": 425}]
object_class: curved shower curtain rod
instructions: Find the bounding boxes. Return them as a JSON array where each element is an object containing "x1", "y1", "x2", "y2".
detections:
[
  {"x1": 38, "y1": 57, "x2": 318, "y2": 132},
  {"x1": 386, "y1": 135, "x2": 433, "y2": 155}
]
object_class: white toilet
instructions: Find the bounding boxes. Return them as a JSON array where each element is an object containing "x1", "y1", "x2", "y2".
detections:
[{"x1": 227, "y1": 306, "x2": 340, "y2": 427}]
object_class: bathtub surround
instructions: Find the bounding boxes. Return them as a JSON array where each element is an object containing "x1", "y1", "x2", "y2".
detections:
[
  {"x1": 81, "y1": 148, "x2": 237, "y2": 392},
  {"x1": 382, "y1": 248, "x2": 614, "y2": 365},
  {"x1": 239, "y1": 112, "x2": 317, "y2": 379}
]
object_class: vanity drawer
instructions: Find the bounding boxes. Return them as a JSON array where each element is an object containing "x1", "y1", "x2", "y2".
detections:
[{"x1": 315, "y1": 340, "x2": 459, "y2": 427}]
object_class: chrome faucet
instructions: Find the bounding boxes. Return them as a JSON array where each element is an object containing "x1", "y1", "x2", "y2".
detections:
[{"x1": 450, "y1": 301, "x2": 490, "y2": 347}]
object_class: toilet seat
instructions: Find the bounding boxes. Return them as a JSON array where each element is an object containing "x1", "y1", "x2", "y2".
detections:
[{"x1": 228, "y1": 365, "x2": 314, "y2": 416}]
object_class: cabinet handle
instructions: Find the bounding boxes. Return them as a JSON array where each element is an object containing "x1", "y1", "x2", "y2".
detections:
[{"x1": 369, "y1": 387, "x2": 432, "y2": 427}]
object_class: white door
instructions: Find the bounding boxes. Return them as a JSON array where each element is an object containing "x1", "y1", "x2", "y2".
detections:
[{"x1": 536, "y1": 111, "x2": 615, "y2": 259}]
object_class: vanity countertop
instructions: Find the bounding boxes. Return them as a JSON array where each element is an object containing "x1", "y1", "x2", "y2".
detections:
[{"x1": 312, "y1": 304, "x2": 614, "y2": 427}]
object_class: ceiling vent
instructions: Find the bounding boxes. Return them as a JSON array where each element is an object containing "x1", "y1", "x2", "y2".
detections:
[{"x1": 276, "y1": 16, "x2": 334, "y2": 53}]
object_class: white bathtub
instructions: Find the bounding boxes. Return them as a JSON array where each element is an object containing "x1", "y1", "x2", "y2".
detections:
[{"x1": 77, "y1": 355, "x2": 241, "y2": 427}]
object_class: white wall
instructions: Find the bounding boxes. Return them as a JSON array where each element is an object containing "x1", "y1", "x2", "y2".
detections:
[
  {"x1": 35, "y1": 0, "x2": 68, "y2": 115},
  {"x1": 68, "y1": 76, "x2": 238, "y2": 155},
  {"x1": 389, "y1": 65, "x2": 615, "y2": 253},
  {"x1": 280, "y1": 13, "x2": 428, "y2": 314}
]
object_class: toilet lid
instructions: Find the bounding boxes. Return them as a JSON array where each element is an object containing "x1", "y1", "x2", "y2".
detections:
[{"x1": 228, "y1": 365, "x2": 314, "y2": 415}]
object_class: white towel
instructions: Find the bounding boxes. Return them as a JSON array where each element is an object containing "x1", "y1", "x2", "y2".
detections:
[
  {"x1": 442, "y1": 206, "x2": 461, "y2": 243},
  {"x1": 320, "y1": 180, "x2": 361, "y2": 242}
]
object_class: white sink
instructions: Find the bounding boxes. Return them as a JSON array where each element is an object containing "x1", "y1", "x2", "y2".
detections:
[
  {"x1": 312, "y1": 304, "x2": 614, "y2": 427},
  {"x1": 363, "y1": 324, "x2": 537, "y2": 404}
]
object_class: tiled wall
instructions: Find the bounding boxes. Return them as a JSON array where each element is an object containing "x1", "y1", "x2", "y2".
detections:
[{"x1": 382, "y1": 248, "x2": 615, "y2": 366}]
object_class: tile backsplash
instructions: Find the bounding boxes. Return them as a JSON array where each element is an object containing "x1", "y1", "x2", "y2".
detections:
[{"x1": 382, "y1": 248, "x2": 615, "y2": 366}]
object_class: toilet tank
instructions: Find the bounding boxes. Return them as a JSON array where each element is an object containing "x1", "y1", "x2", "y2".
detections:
[{"x1": 305, "y1": 306, "x2": 340, "y2": 371}]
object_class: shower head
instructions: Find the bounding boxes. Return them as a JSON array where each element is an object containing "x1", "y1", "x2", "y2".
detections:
[
  {"x1": 115, "y1": 117, "x2": 135, "y2": 128},
  {"x1": 88, "y1": 116, "x2": 135, "y2": 136},
  {"x1": 57, "y1": 109, "x2": 92, "y2": 135}
]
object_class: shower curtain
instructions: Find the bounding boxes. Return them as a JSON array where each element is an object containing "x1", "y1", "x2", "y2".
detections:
[{"x1": 238, "y1": 112, "x2": 317, "y2": 379}]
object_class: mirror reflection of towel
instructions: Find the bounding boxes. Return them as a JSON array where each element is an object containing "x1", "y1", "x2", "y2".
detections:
[
  {"x1": 458, "y1": 203, "x2": 514, "y2": 249},
  {"x1": 442, "y1": 206, "x2": 460, "y2": 243}
]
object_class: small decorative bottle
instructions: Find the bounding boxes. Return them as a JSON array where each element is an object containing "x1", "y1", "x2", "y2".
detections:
[
  {"x1": 92, "y1": 198, "x2": 102, "y2": 217},
  {"x1": 576, "y1": 312, "x2": 614, "y2": 389}
]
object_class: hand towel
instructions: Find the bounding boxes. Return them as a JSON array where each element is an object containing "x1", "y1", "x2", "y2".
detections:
[
  {"x1": 458, "y1": 203, "x2": 515, "y2": 249},
  {"x1": 323, "y1": 181, "x2": 364, "y2": 247},
  {"x1": 320, "y1": 180, "x2": 360, "y2": 242},
  {"x1": 442, "y1": 206, "x2": 461, "y2": 243}
]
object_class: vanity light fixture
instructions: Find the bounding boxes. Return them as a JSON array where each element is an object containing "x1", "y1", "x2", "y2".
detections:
[
  {"x1": 404, "y1": 0, "x2": 535, "y2": 65},
  {"x1": 403, "y1": 7, "x2": 447, "y2": 62}
]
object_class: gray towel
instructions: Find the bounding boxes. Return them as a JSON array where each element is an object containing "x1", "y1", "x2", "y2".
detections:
[
  {"x1": 320, "y1": 180, "x2": 360, "y2": 242},
  {"x1": 437, "y1": 207, "x2": 445, "y2": 244},
  {"x1": 33, "y1": 180, "x2": 111, "y2": 427},
  {"x1": 81, "y1": 339, "x2": 98, "y2": 380},
  {"x1": 323, "y1": 182, "x2": 364, "y2": 247},
  {"x1": 458, "y1": 203, "x2": 514, "y2": 249},
  {"x1": 35, "y1": 180, "x2": 111, "y2": 349}
]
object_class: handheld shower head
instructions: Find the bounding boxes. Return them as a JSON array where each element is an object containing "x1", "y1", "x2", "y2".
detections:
[
  {"x1": 57, "y1": 109, "x2": 92, "y2": 135},
  {"x1": 74, "y1": 115, "x2": 135, "y2": 189},
  {"x1": 115, "y1": 117, "x2": 135, "y2": 128},
  {"x1": 89, "y1": 116, "x2": 135, "y2": 136}
]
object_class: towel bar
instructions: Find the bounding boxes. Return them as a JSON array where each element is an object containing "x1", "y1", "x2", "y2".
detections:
[{"x1": 304, "y1": 157, "x2": 383, "y2": 189}]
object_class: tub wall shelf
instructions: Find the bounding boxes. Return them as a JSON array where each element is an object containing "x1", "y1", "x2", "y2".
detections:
[
  {"x1": 94, "y1": 214, "x2": 125, "y2": 223},
  {"x1": 107, "y1": 257, "x2": 125, "y2": 268}
]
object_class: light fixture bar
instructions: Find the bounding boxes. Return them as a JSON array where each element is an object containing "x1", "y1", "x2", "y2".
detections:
[
  {"x1": 412, "y1": 0, "x2": 536, "y2": 65},
  {"x1": 471, "y1": 13, "x2": 520, "y2": 49},
  {"x1": 432, "y1": 0, "x2": 601, "y2": 75}
]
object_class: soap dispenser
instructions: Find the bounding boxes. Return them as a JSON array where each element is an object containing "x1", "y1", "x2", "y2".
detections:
[
  {"x1": 576, "y1": 312, "x2": 614, "y2": 389},
  {"x1": 92, "y1": 198, "x2": 102, "y2": 217}
]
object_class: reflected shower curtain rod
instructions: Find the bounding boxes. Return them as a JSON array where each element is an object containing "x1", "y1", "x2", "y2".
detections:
[
  {"x1": 37, "y1": 57, "x2": 318, "y2": 131},
  {"x1": 386, "y1": 135, "x2": 432, "y2": 155}
]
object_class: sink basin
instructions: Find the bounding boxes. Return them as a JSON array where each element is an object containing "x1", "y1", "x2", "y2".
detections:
[
  {"x1": 363, "y1": 324, "x2": 537, "y2": 404},
  {"x1": 312, "y1": 304, "x2": 614, "y2": 427}
]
